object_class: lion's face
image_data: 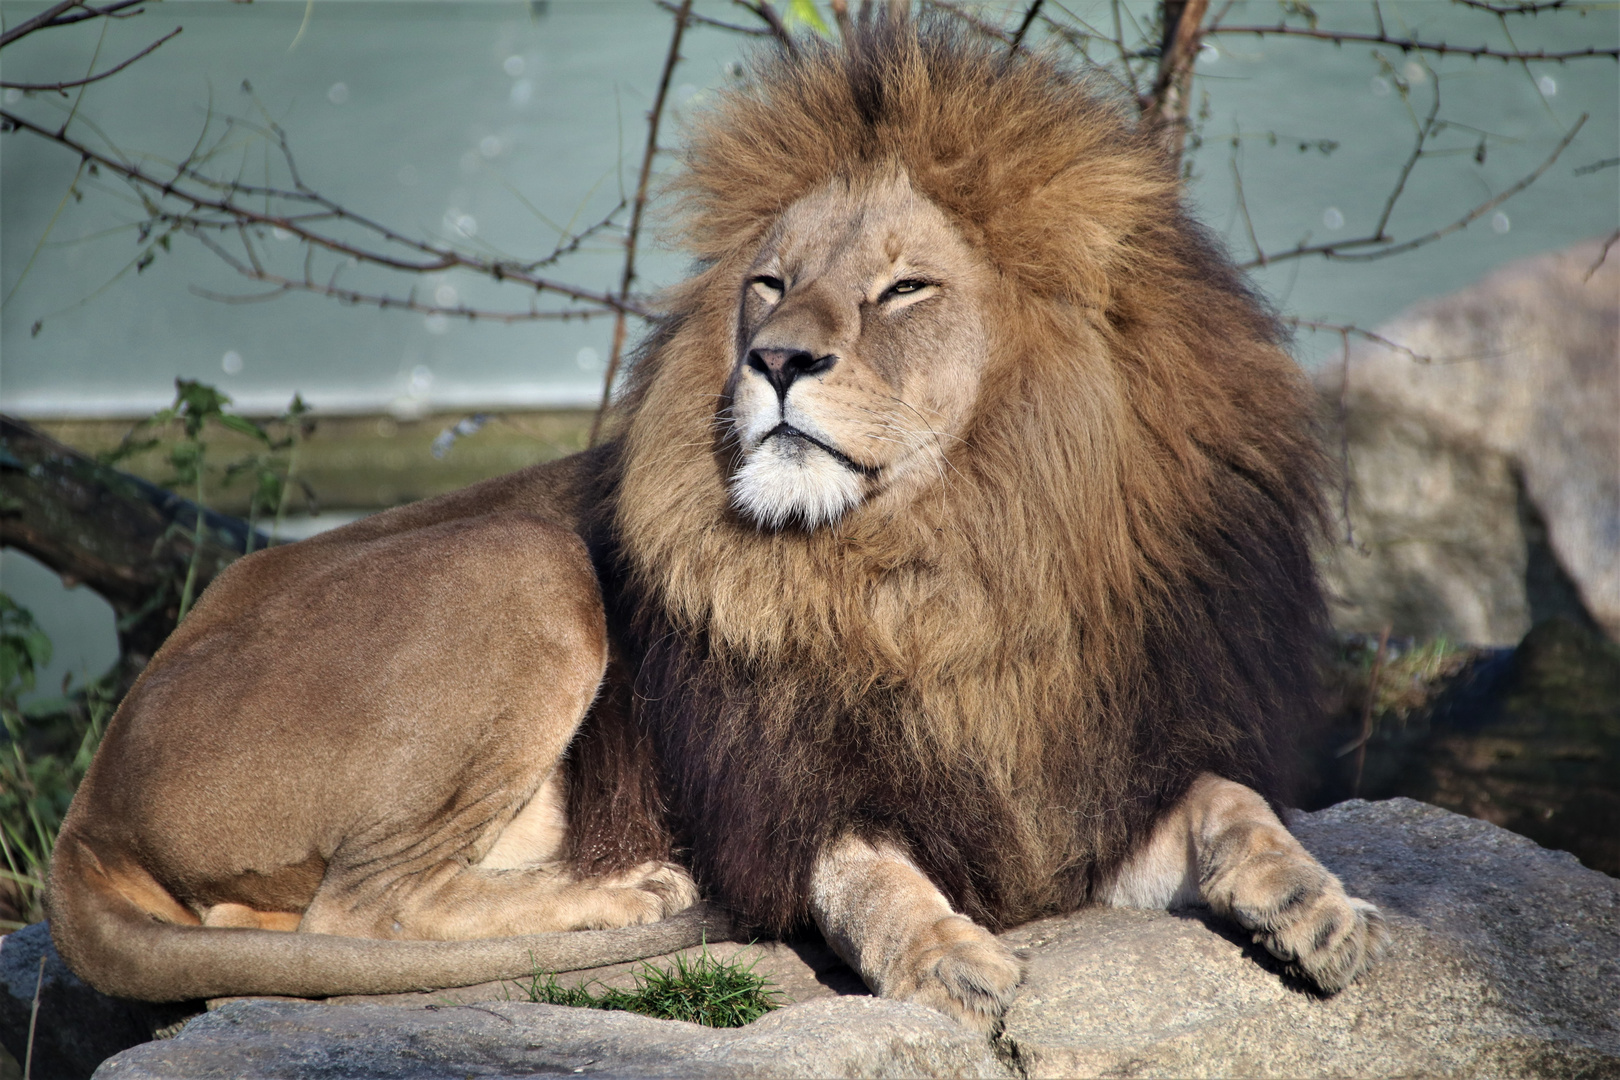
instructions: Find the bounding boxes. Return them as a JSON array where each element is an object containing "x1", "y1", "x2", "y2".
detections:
[{"x1": 722, "y1": 172, "x2": 994, "y2": 529}]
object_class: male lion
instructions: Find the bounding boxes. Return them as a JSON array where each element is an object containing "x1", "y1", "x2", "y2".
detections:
[{"x1": 50, "y1": 19, "x2": 1385, "y2": 1030}]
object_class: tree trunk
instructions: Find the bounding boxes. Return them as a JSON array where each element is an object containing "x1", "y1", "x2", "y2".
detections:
[
  {"x1": 1148, "y1": 0, "x2": 1209, "y2": 169},
  {"x1": 0, "y1": 415, "x2": 264, "y2": 687}
]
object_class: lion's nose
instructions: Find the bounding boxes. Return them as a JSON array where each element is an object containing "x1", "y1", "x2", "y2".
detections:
[{"x1": 746, "y1": 347, "x2": 836, "y2": 398}]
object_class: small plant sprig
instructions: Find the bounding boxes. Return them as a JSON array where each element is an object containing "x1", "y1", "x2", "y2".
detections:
[
  {"x1": 520, "y1": 944, "x2": 784, "y2": 1028},
  {"x1": 104, "y1": 380, "x2": 314, "y2": 620}
]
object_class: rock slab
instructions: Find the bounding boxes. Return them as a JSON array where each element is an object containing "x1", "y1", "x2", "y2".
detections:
[
  {"x1": 0, "y1": 923, "x2": 194, "y2": 1080},
  {"x1": 999, "y1": 798, "x2": 1619, "y2": 1078},
  {"x1": 80, "y1": 799, "x2": 1617, "y2": 1079}
]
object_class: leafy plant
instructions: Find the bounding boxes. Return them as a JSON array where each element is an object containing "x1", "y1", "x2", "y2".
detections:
[
  {"x1": 104, "y1": 380, "x2": 314, "y2": 619},
  {"x1": 0, "y1": 597, "x2": 116, "y2": 929},
  {"x1": 519, "y1": 945, "x2": 784, "y2": 1028}
]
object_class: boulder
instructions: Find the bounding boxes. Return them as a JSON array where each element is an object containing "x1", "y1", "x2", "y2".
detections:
[
  {"x1": 0, "y1": 923, "x2": 196, "y2": 1080},
  {"x1": 65, "y1": 799, "x2": 1618, "y2": 1079},
  {"x1": 1318, "y1": 236, "x2": 1619, "y2": 645}
]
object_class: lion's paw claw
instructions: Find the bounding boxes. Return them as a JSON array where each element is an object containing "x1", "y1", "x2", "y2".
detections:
[
  {"x1": 895, "y1": 915, "x2": 1023, "y2": 1033},
  {"x1": 1227, "y1": 857, "x2": 1387, "y2": 993}
]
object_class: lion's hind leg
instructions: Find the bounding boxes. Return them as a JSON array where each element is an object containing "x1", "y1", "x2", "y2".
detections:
[
  {"x1": 1102, "y1": 773, "x2": 1387, "y2": 993},
  {"x1": 300, "y1": 772, "x2": 697, "y2": 942}
]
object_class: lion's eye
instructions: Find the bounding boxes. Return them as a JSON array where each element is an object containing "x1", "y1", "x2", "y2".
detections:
[
  {"x1": 751, "y1": 276, "x2": 785, "y2": 300},
  {"x1": 882, "y1": 279, "x2": 933, "y2": 301}
]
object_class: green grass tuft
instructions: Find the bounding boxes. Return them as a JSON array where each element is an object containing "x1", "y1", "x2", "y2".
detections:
[{"x1": 521, "y1": 945, "x2": 784, "y2": 1028}]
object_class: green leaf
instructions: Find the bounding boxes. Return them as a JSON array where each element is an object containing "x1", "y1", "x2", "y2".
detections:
[
  {"x1": 783, "y1": 0, "x2": 829, "y2": 35},
  {"x1": 218, "y1": 414, "x2": 268, "y2": 442}
]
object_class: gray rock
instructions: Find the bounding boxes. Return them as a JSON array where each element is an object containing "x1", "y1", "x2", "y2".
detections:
[
  {"x1": 94, "y1": 996, "x2": 1010, "y2": 1079},
  {"x1": 1318, "y1": 236, "x2": 1619, "y2": 644},
  {"x1": 91, "y1": 799, "x2": 1618, "y2": 1079},
  {"x1": 998, "y1": 798, "x2": 1619, "y2": 1078},
  {"x1": 0, "y1": 923, "x2": 197, "y2": 1080}
]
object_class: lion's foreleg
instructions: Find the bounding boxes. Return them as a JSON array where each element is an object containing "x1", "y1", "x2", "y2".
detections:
[
  {"x1": 809, "y1": 836, "x2": 1023, "y2": 1032},
  {"x1": 1102, "y1": 773, "x2": 1387, "y2": 992}
]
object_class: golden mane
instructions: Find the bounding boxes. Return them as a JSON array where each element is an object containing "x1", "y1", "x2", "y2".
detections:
[{"x1": 568, "y1": 19, "x2": 1330, "y2": 934}]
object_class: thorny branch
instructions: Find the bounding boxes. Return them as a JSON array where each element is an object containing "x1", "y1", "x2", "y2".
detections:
[
  {"x1": 1207, "y1": 22, "x2": 1618, "y2": 63},
  {"x1": 0, "y1": 25, "x2": 180, "y2": 92},
  {"x1": 591, "y1": 0, "x2": 695, "y2": 445}
]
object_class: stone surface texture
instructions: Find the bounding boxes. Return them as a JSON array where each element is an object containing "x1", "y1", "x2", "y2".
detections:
[
  {"x1": 0, "y1": 922, "x2": 194, "y2": 1080},
  {"x1": 52, "y1": 799, "x2": 1613, "y2": 1079},
  {"x1": 1319, "y1": 236, "x2": 1619, "y2": 644}
]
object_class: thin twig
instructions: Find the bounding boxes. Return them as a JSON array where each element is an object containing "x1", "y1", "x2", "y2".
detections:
[
  {"x1": 1585, "y1": 228, "x2": 1619, "y2": 282},
  {"x1": 1286, "y1": 319, "x2": 1432, "y2": 364},
  {"x1": 1451, "y1": 0, "x2": 1575, "y2": 14},
  {"x1": 653, "y1": 1, "x2": 769, "y2": 35},
  {"x1": 1351, "y1": 625, "x2": 1391, "y2": 798},
  {"x1": 1368, "y1": 70, "x2": 1444, "y2": 241},
  {"x1": 23, "y1": 955, "x2": 44, "y2": 1080},
  {"x1": 1333, "y1": 326, "x2": 1356, "y2": 547},
  {"x1": 921, "y1": 0, "x2": 1020, "y2": 48},
  {"x1": 1209, "y1": 23, "x2": 1618, "y2": 62},
  {"x1": 1, "y1": 25, "x2": 179, "y2": 92},
  {"x1": 30, "y1": 0, "x2": 147, "y2": 32},
  {"x1": 1239, "y1": 114, "x2": 1586, "y2": 267},
  {"x1": 731, "y1": 0, "x2": 794, "y2": 49},
  {"x1": 1229, "y1": 156, "x2": 1263, "y2": 264},
  {"x1": 591, "y1": 0, "x2": 694, "y2": 445}
]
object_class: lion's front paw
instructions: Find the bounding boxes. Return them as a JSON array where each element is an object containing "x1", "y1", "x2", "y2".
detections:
[
  {"x1": 583, "y1": 861, "x2": 700, "y2": 928},
  {"x1": 1221, "y1": 854, "x2": 1388, "y2": 993},
  {"x1": 890, "y1": 915, "x2": 1024, "y2": 1033}
]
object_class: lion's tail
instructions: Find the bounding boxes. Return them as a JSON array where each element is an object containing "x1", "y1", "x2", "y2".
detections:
[{"x1": 46, "y1": 838, "x2": 726, "y2": 1004}]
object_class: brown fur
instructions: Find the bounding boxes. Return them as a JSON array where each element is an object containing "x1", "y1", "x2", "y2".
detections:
[{"x1": 577, "y1": 18, "x2": 1329, "y2": 935}]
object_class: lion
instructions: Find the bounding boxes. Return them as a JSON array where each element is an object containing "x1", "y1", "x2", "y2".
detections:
[{"x1": 49, "y1": 18, "x2": 1386, "y2": 1030}]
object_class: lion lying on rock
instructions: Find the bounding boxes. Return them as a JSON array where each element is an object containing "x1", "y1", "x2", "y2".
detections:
[{"x1": 49, "y1": 18, "x2": 1385, "y2": 1030}]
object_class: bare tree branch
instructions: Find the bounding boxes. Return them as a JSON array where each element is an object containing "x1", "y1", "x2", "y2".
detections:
[
  {"x1": 1238, "y1": 114, "x2": 1586, "y2": 268},
  {"x1": 653, "y1": 1, "x2": 769, "y2": 36},
  {"x1": 0, "y1": 0, "x2": 79, "y2": 49},
  {"x1": 0, "y1": 107, "x2": 653, "y2": 319},
  {"x1": 1009, "y1": 0, "x2": 1046, "y2": 52},
  {"x1": 591, "y1": 0, "x2": 695, "y2": 446},
  {"x1": 1208, "y1": 23, "x2": 1618, "y2": 63},
  {"x1": 1286, "y1": 318, "x2": 1432, "y2": 364},
  {"x1": 1, "y1": 26, "x2": 180, "y2": 92}
]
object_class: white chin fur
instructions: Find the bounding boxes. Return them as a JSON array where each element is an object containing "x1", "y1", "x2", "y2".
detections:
[{"x1": 730, "y1": 438, "x2": 863, "y2": 529}]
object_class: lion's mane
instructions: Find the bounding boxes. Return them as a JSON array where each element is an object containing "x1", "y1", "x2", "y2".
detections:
[{"x1": 564, "y1": 19, "x2": 1329, "y2": 935}]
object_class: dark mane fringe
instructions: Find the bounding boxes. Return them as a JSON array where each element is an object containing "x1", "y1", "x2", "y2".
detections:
[{"x1": 566, "y1": 19, "x2": 1330, "y2": 935}]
